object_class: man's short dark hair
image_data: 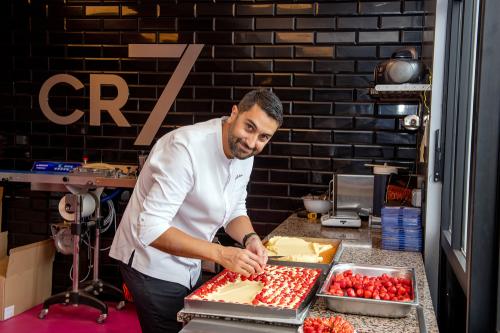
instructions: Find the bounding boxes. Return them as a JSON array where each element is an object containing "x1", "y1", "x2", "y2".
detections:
[{"x1": 238, "y1": 89, "x2": 283, "y2": 126}]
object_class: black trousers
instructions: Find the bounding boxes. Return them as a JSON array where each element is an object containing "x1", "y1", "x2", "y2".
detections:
[{"x1": 119, "y1": 256, "x2": 198, "y2": 333}]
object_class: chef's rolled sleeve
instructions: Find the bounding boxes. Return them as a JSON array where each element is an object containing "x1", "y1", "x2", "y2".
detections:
[{"x1": 225, "y1": 188, "x2": 248, "y2": 228}]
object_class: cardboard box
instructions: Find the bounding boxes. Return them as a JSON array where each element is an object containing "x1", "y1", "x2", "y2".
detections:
[{"x1": 0, "y1": 232, "x2": 56, "y2": 320}]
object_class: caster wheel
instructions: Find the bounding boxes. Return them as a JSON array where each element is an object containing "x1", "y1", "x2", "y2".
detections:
[
  {"x1": 38, "y1": 309, "x2": 48, "y2": 319},
  {"x1": 96, "y1": 313, "x2": 107, "y2": 324},
  {"x1": 116, "y1": 300, "x2": 126, "y2": 310}
]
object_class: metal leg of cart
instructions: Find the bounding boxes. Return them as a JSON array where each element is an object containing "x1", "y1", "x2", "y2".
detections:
[
  {"x1": 38, "y1": 193, "x2": 112, "y2": 323},
  {"x1": 80, "y1": 202, "x2": 126, "y2": 310}
]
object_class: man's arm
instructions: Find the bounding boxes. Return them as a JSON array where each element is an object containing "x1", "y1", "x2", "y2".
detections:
[
  {"x1": 150, "y1": 226, "x2": 264, "y2": 276},
  {"x1": 224, "y1": 215, "x2": 258, "y2": 246},
  {"x1": 225, "y1": 215, "x2": 268, "y2": 269}
]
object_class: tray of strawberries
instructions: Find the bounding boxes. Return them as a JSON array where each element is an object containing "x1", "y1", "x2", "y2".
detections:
[
  {"x1": 184, "y1": 264, "x2": 322, "y2": 324},
  {"x1": 300, "y1": 316, "x2": 356, "y2": 333},
  {"x1": 317, "y1": 263, "x2": 419, "y2": 318}
]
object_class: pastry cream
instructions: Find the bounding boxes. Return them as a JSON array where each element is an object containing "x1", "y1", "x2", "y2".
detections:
[
  {"x1": 265, "y1": 236, "x2": 333, "y2": 262},
  {"x1": 205, "y1": 280, "x2": 263, "y2": 304},
  {"x1": 275, "y1": 254, "x2": 323, "y2": 263}
]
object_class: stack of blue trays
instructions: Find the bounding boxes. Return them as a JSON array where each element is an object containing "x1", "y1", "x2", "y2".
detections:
[{"x1": 381, "y1": 206, "x2": 422, "y2": 252}]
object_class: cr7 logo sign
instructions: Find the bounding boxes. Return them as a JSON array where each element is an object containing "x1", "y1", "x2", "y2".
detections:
[{"x1": 38, "y1": 44, "x2": 204, "y2": 146}]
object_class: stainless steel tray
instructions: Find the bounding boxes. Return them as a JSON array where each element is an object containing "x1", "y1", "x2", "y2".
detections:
[
  {"x1": 317, "y1": 263, "x2": 419, "y2": 318},
  {"x1": 180, "y1": 318, "x2": 299, "y2": 333},
  {"x1": 183, "y1": 270, "x2": 321, "y2": 325},
  {"x1": 265, "y1": 238, "x2": 343, "y2": 275}
]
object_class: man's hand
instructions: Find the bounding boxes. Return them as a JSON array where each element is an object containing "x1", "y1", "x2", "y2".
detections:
[
  {"x1": 245, "y1": 236, "x2": 268, "y2": 271},
  {"x1": 216, "y1": 246, "x2": 264, "y2": 277}
]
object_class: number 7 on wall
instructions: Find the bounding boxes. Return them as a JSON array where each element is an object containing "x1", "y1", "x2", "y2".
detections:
[{"x1": 129, "y1": 44, "x2": 204, "y2": 146}]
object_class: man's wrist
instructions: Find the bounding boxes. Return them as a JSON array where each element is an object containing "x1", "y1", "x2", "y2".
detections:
[
  {"x1": 209, "y1": 242, "x2": 224, "y2": 263},
  {"x1": 242, "y1": 232, "x2": 259, "y2": 247}
]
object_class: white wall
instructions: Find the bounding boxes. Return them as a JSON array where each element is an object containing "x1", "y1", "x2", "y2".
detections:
[{"x1": 424, "y1": 0, "x2": 449, "y2": 312}]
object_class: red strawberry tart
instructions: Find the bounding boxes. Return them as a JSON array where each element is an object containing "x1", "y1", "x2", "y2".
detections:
[{"x1": 187, "y1": 265, "x2": 321, "y2": 309}]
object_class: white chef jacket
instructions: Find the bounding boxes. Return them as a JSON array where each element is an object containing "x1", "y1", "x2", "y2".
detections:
[{"x1": 109, "y1": 117, "x2": 253, "y2": 289}]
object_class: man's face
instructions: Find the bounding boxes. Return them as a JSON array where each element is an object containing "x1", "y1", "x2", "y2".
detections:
[{"x1": 226, "y1": 104, "x2": 279, "y2": 160}]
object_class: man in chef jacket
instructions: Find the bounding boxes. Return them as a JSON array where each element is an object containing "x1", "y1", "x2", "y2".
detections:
[{"x1": 110, "y1": 89, "x2": 283, "y2": 333}]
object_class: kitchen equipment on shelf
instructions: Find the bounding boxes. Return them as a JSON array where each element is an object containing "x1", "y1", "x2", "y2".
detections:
[
  {"x1": 320, "y1": 174, "x2": 362, "y2": 228},
  {"x1": 374, "y1": 47, "x2": 428, "y2": 84}
]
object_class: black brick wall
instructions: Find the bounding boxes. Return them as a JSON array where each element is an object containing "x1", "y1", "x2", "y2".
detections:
[{"x1": 0, "y1": 0, "x2": 428, "y2": 293}]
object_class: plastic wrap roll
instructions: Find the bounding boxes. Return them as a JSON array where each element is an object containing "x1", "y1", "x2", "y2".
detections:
[{"x1": 58, "y1": 193, "x2": 96, "y2": 221}]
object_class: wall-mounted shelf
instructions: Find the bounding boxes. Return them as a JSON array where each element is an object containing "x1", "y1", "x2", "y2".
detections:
[{"x1": 370, "y1": 84, "x2": 432, "y2": 98}]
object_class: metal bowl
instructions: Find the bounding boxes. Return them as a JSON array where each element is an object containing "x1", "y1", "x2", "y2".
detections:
[{"x1": 302, "y1": 197, "x2": 332, "y2": 214}]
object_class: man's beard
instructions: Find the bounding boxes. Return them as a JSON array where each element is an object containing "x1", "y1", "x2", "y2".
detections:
[{"x1": 228, "y1": 125, "x2": 257, "y2": 160}]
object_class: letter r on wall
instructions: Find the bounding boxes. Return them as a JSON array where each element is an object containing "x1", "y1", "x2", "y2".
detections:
[{"x1": 90, "y1": 74, "x2": 130, "y2": 127}]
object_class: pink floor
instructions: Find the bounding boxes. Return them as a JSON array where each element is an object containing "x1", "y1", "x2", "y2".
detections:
[{"x1": 0, "y1": 302, "x2": 141, "y2": 333}]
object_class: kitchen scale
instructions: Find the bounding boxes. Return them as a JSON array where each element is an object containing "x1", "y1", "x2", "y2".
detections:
[
  {"x1": 320, "y1": 175, "x2": 362, "y2": 228},
  {"x1": 320, "y1": 209, "x2": 361, "y2": 227}
]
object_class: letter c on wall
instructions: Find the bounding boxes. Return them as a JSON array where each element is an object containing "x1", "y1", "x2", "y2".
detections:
[{"x1": 39, "y1": 74, "x2": 84, "y2": 125}]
